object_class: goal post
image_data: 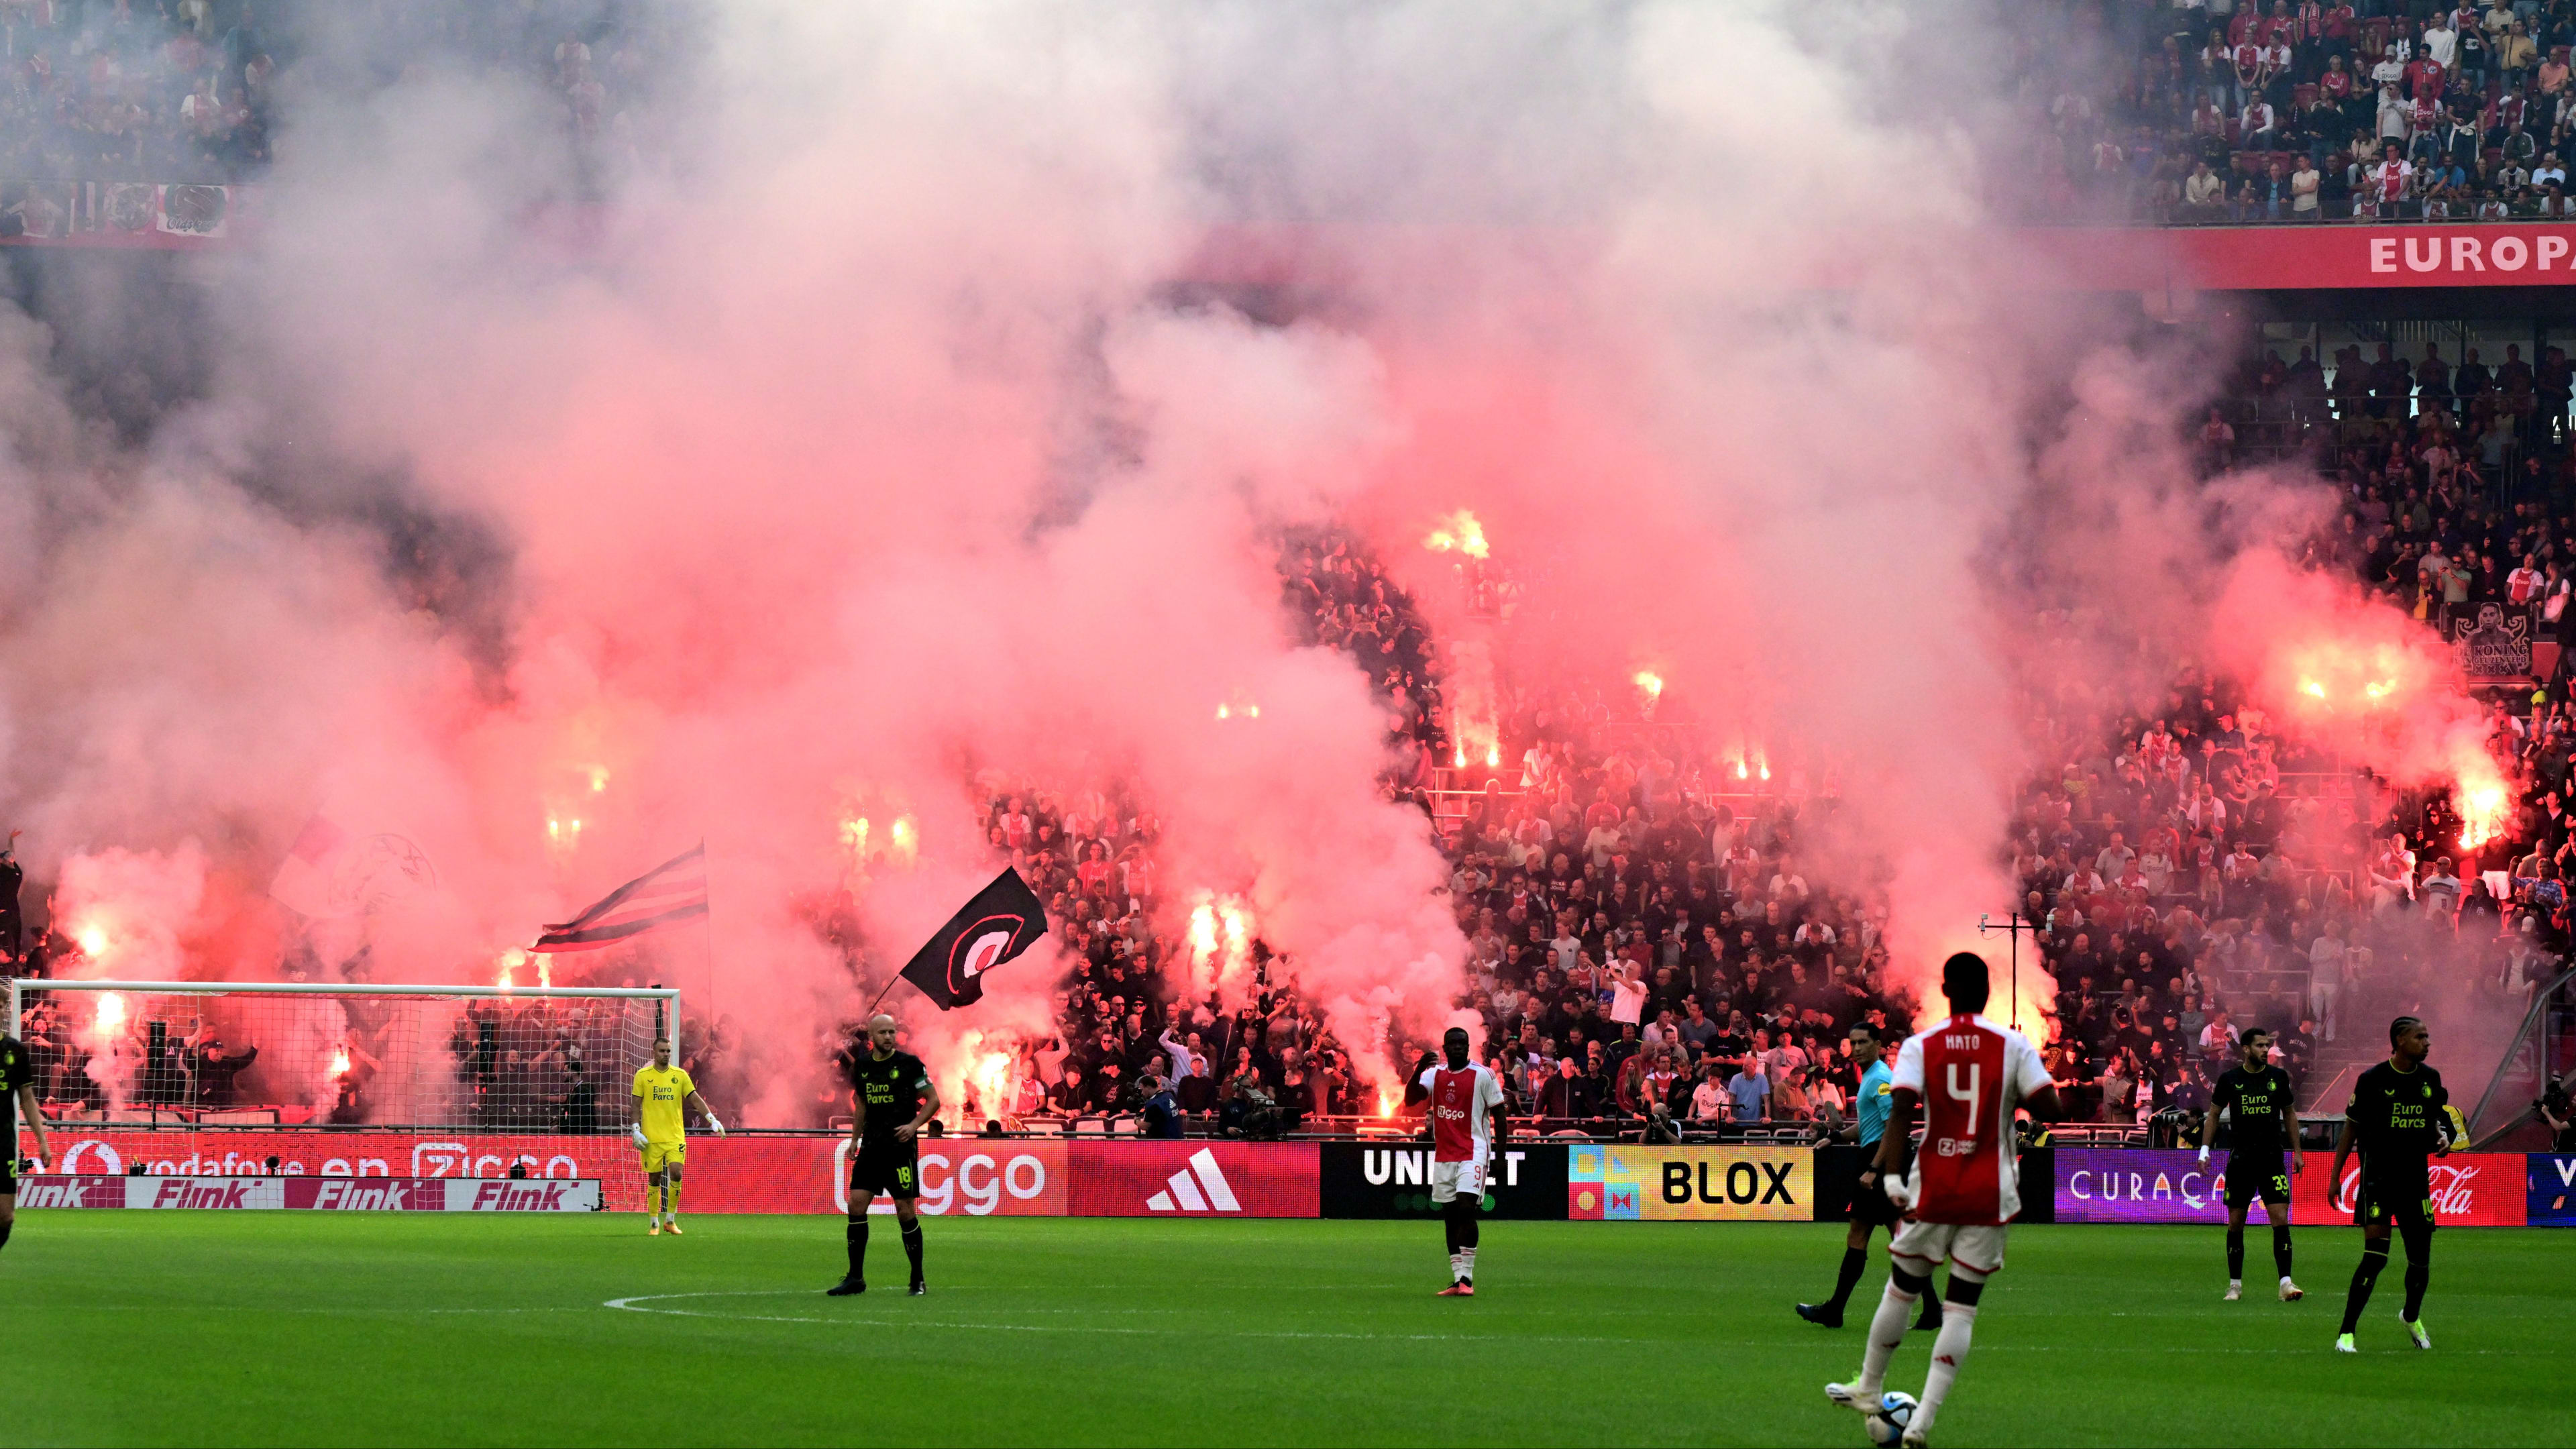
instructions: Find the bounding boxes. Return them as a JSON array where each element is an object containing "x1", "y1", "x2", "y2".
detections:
[{"x1": 8, "y1": 979, "x2": 681, "y2": 1133}]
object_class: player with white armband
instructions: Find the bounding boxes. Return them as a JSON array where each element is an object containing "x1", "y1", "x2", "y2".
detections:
[
  {"x1": 1826, "y1": 953, "x2": 2061, "y2": 1448},
  {"x1": 1405, "y1": 1026, "x2": 1507, "y2": 1296},
  {"x1": 631, "y1": 1036, "x2": 722, "y2": 1236}
]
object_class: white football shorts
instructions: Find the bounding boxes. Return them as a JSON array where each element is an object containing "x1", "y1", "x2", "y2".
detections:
[
  {"x1": 1888, "y1": 1219, "x2": 2008, "y2": 1279},
  {"x1": 1429, "y1": 1157, "x2": 1489, "y2": 1205}
]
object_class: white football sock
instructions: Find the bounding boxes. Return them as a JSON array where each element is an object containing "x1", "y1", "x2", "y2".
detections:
[
  {"x1": 1459, "y1": 1246, "x2": 1477, "y2": 1281},
  {"x1": 1448, "y1": 1251, "x2": 1464, "y2": 1281},
  {"x1": 1858, "y1": 1279, "x2": 1915, "y2": 1398},
  {"x1": 1913, "y1": 1301, "x2": 1980, "y2": 1437}
]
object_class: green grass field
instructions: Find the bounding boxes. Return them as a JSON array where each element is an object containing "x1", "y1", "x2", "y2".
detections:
[{"x1": 1, "y1": 1212, "x2": 2561, "y2": 1446}]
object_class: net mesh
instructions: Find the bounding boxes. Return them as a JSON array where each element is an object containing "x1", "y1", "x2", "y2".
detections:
[{"x1": 13, "y1": 985, "x2": 669, "y2": 1132}]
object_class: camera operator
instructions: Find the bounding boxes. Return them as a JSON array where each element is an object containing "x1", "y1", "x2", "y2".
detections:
[{"x1": 2543, "y1": 1069, "x2": 2576, "y2": 1152}]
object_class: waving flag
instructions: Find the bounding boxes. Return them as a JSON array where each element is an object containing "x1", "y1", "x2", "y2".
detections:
[
  {"x1": 898, "y1": 867, "x2": 1049, "y2": 1010},
  {"x1": 534, "y1": 845, "x2": 709, "y2": 953}
]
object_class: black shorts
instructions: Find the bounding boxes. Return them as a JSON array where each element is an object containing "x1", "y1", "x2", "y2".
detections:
[
  {"x1": 2353, "y1": 1174, "x2": 2434, "y2": 1230},
  {"x1": 2224, "y1": 1153, "x2": 2290, "y2": 1209},
  {"x1": 849, "y1": 1139, "x2": 920, "y2": 1201},
  {"x1": 1848, "y1": 1169, "x2": 1902, "y2": 1227},
  {"x1": 0, "y1": 1158, "x2": 14, "y2": 1196}
]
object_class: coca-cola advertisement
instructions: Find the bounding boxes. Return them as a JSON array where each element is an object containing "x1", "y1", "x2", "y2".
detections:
[{"x1": 2290, "y1": 1151, "x2": 2527, "y2": 1228}]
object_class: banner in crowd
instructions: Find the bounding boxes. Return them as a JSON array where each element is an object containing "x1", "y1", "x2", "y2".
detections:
[
  {"x1": 2009, "y1": 223, "x2": 2576, "y2": 292},
  {"x1": 1567, "y1": 1144, "x2": 1811, "y2": 1221},
  {"x1": 2529, "y1": 1154, "x2": 2576, "y2": 1227},
  {"x1": 2444, "y1": 603, "x2": 2537, "y2": 682},
  {"x1": 2290, "y1": 1151, "x2": 2527, "y2": 1228},
  {"x1": 15, "y1": 1175, "x2": 600, "y2": 1211},
  {"x1": 1318, "y1": 1142, "x2": 1569, "y2": 1220},
  {"x1": 2054, "y1": 1148, "x2": 2294, "y2": 1225},
  {"x1": 0, "y1": 180, "x2": 242, "y2": 248}
]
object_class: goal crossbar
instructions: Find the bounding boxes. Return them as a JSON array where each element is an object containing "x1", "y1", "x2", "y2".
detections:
[{"x1": 10, "y1": 979, "x2": 684, "y2": 1134}]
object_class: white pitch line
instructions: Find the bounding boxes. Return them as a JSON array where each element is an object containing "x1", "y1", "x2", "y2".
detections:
[{"x1": 598, "y1": 1293, "x2": 2553, "y2": 1354}]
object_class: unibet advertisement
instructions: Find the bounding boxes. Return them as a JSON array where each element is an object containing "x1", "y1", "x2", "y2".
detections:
[{"x1": 1567, "y1": 1144, "x2": 1811, "y2": 1221}]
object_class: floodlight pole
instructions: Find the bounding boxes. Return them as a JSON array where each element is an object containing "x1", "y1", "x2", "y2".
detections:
[{"x1": 1978, "y1": 912, "x2": 2041, "y2": 1031}]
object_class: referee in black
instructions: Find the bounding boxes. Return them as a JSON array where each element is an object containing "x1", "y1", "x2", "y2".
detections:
[
  {"x1": 827, "y1": 1014, "x2": 940, "y2": 1297},
  {"x1": 1796, "y1": 1024, "x2": 1939, "y2": 1333}
]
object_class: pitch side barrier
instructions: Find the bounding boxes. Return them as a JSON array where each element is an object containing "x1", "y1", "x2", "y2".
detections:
[{"x1": 12, "y1": 1130, "x2": 2566, "y2": 1224}]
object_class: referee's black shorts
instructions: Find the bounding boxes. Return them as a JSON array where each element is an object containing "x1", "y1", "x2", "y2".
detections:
[
  {"x1": 849, "y1": 1138, "x2": 920, "y2": 1201},
  {"x1": 1848, "y1": 1161, "x2": 1902, "y2": 1227}
]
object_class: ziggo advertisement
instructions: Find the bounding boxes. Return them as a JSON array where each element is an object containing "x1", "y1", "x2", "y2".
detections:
[{"x1": 15, "y1": 1132, "x2": 2567, "y2": 1222}]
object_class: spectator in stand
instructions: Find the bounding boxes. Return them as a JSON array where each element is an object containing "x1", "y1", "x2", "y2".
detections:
[{"x1": 1727, "y1": 1056, "x2": 1770, "y2": 1124}]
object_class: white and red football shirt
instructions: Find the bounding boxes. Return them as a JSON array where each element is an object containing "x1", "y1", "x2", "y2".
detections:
[
  {"x1": 1892, "y1": 1014, "x2": 2051, "y2": 1226},
  {"x1": 1417, "y1": 1062, "x2": 1505, "y2": 1163}
]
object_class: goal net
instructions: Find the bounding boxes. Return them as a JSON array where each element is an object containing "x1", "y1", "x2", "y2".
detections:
[{"x1": 9, "y1": 981, "x2": 678, "y2": 1133}]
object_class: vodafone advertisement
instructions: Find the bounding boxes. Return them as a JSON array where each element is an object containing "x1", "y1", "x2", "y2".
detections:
[
  {"x1": 2292, "y1": 1152, "x2": 2526, "y2": 1228},
  {"x1": 13, "y1": 1130, "x2": 1313, "y2": 1217}
]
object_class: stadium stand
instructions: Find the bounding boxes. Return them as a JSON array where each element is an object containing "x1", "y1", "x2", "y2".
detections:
[{"x1": 2020, "y1": 0, "x2": 2576, "y2": 223}]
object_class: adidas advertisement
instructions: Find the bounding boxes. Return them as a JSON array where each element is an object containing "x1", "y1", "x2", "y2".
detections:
[
  {"x1": 1318, "y1": 1142, "x2": 1570, "y2": 1220},
  {"x1": 1064, "y1": 1142, "x2": 1320, "y2": 1218}
]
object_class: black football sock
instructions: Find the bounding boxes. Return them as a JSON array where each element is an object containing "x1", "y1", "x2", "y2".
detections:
[
  {"x1": 2340, "y1": 1246, "x2": 2387, "y2": 1334},
  {"x1": 1914, "y1": 1278, "x2": 1944, "y2": 1330},
  {"x1": 0, "y1": 1217, "x2": 11, "y2": 1252},
  {"x1": 846, "y1": 1218, "x2": 867, "y2": 1279},
  {"x1": 2272, "y1": 1224, "x2": 2294, "y2": 1279},
  {"x1": 1827, "y1": 1246, "x2": 1868, "y2": 1311},
  {"x1": 2226, "y1": 1226, "x2": 2245, "y2": 1281},
  {"x1": 901, "y1": 1218, "x2": 924, "y2": 1283},
  {"x1": 2402, "y1": 1260, "x2": 2428, "y2": 1320}
]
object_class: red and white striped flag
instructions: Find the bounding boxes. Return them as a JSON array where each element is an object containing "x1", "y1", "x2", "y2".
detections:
[{"x1": 533, "y1": 845, "x2": 708, "y2": 953}]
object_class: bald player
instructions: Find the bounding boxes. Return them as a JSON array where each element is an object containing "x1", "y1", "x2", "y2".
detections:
[{"x1": 827, "y1": 1014, "x2": 939, "y2": 1297}]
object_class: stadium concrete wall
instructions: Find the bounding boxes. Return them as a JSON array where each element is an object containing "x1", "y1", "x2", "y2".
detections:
[{"x1": 13, "y1": 1130, "x2": 2556, "y2": 1224}]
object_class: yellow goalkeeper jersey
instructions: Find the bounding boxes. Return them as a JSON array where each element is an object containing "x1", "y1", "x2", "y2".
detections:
[{"x1": 633, "y1": 1064, "x2": 696, "y2": 1144}]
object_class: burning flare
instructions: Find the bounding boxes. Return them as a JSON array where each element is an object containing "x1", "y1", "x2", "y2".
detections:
[{"x1": 1424, "y1": 510, "x2": 1490, "y2": 559}]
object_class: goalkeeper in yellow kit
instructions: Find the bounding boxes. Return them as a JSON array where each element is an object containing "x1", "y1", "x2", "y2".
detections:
[{"x1": 632, "y1": 1037, "x2": 722, "y2": 1235}]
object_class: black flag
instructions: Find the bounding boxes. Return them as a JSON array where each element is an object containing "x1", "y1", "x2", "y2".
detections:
[{"x1": 896, "y1": 867, "x2": 1049, "y2": 1010}]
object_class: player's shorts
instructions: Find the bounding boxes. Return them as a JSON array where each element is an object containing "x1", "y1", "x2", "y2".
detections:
[
  {"x1": 2353, "y1": 1173, "x2": 2434, "y2": 1230},
  {"x1": 1888, "y1": 1218, "x2": 2008, "y2": 1278},
  {"x1": 638, "y1": 1140, "x2": 684, "y2": 1174},
  {"x1": 850, "y1": 1138, "x2": 920, "y2": 1201},
  {"x1": 0, "y1": 1157, "x2": 15, "y2": 1195},
  {"x1": 1847, "y1": 1167, "x2": 1902, "y2": 1228},
  {"x1": 2224, "y1": 1153, "x2": 2291, "y2": 1209},
  {"x1": 1429, "y1": 1157, "x2": 1488, "y2": 1205}
]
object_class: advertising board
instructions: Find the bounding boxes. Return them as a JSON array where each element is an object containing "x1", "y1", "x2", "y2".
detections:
[
  {"x1": 1318, "y1": 1142, "x2": 1567, "y2": 1219},
  {"x1": 1567, "y1": 1144, "x2": 1812, "y2": 1221}
]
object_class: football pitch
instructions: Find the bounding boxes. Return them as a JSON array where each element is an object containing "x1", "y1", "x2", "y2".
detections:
[{"x1": 3, "y1": 1213, "x2": 2561, "y2": 1447}]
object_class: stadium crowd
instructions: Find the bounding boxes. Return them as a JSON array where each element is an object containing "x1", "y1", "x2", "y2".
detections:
[
  {"x1": 866, "y1": 455, "x2": 2575, "y2": 1140},
  {"x1": 0, "y1": 0, "x2": 669, "y2": 208},
  {"x1": 2028, "y1": 0, "x2": 2576, "y2": 223}
]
